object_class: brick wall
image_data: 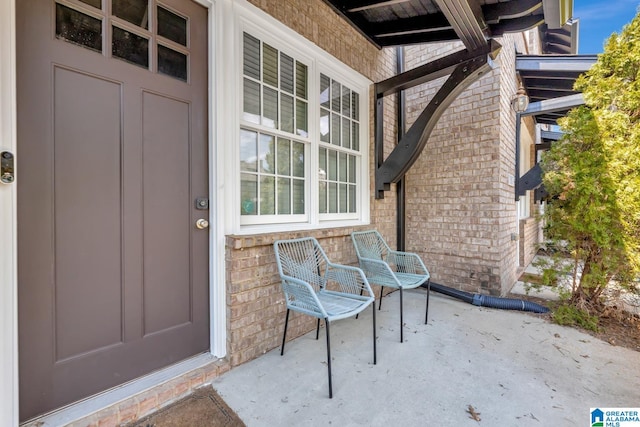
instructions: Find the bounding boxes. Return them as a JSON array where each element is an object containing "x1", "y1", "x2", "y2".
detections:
[
  {"x1": 401, "y1": 32, "x2": 538, "y2": 296},
  {"x1": 519, "y1": 217, "x2": 540, "y2": 267},
  {"x1": 226, "y1": 226, "x2": 381, "y2": 367},
  {"x1": 227, "y1": 0, "x2": 398, "y2": 369}
]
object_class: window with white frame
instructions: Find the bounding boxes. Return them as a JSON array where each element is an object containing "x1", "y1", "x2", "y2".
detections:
[{"x1": 239, "y1": 29, "x2": 367, "y2": 228}]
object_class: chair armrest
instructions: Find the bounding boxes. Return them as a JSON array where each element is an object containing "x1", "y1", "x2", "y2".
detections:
[
  {"x1": 280, "y1": 275, "x2": 328, "y2": 319},
  {"x1": 325, "y1": 263, "x2": 374, "y2": 298},
  {"x1": 387, "y1": 251, "x2": 430, "y2": 276},
  {"x1": 356, "y1": 257, "x2": 403, "y2": 288}
]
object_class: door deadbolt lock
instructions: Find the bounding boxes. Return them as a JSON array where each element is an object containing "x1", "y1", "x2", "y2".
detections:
[
  {"x1": 1, "y1": 151, "x2": 15, "y2": 184},
  {"x1": 195, "y1": 197, "x2": 209, "y2": 210},
  {"x1": 195, "y1": 219, "x2": 209, "y2": 229}
]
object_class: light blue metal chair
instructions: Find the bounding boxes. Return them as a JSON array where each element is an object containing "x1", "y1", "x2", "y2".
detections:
[
  {"x1": 351, "y1": 230, "x2": 431, "y2": 343},
  {"x1": 274, "y1": 237, "x2": 376, "y2": 398}
]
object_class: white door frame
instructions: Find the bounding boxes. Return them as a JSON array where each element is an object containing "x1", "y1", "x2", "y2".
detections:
[
  {"x1": 0, "y1": 0, "x2": 226, "y2": 424},
  {"x1": 0, "y1": 0, "x2": 18, "y2": 424}
]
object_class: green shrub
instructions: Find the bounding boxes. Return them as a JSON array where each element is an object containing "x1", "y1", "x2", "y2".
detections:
[
  {"x1": 540, "y1": 12, "x2": 640, "y2": 307},
  {"x1": 552, "y1": 304, "x2": 599, "y2": 332}
]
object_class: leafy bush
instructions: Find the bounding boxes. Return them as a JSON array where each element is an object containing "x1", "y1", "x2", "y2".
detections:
[
  {"x1": 552, "y1": 304, "x2": 600, "y2": 332},
  {"x1": 540, "y1": 12, "x2": 640, "y2": 308}
]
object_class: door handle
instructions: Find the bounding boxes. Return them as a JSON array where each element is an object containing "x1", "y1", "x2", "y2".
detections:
[{"x1": 195, "y1": 219, "x2": 209, "y2": 229}]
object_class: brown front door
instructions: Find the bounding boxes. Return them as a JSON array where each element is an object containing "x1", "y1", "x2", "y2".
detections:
[{"x1": 17, "y1": 0, "x2": 209, "y2": 420}]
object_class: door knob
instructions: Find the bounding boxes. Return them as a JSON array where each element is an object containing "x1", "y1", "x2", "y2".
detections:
[{"x1": 195, "y1": 219, "x2": 209, "y2": 229}]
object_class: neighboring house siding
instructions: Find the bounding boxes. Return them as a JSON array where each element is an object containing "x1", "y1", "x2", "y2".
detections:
[{"x1": 402, "y1": 32, "x2": 538, "y2": 296}]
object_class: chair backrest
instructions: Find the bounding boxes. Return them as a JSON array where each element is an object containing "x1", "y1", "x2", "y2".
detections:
[
  {"x1": 274, "y1": 237, "x2": 328, "y2": 292},
  {"x1": 351, "y1": 230, "x2": 391, "y2": 261}
]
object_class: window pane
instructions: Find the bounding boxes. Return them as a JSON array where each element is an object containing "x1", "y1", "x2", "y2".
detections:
[
  {"x1": 240, "y1": 129, "x2": 258, "y2": 172},
  {"x1": 260, "y1": 176, "x2": 275, "y2": 215},
  {"x1": 280, "y1": 53, "x2": 294, "y2": 94},
  {"x1": 339, "y1": 152, "x2": 347, "y2": 182},
  {"x1": 112, "y1": 26, "x2": 149, "y2": 68},
  {"x1": 240, "y1": 173, "x2": 257, "y2": 215},
  {"x1": 277, "y1": 178, "x2": 291, "y2": 214},
  {"x1": 296, "y1": 100, "x2": 308, "y2": 137},
  {"x1": 352, "y1": 122, "x2": 359, "y2": 151},
  {"x1": 339, "y1": 183, "x2": 348, "y2": 213},
  {"x1": 280, "y1": 94, "x2": 294, "y2": 133},
  {"x1": 319, "y1": 181, "x2": 327, "y2": 214},
  {"x1": 296, "y1": 62, "x2": 308, "y2": 100},
  {"x1": 243, "y1": 33, "x2": 260, "y2": 79},
  {"x1": 262, "y1": 87, "x2": 278, "y2": 128},
  {"x1": 157, "y1": 6, "x2": 187, "y2": 46},
  {"x1": 328, "y1": 182, "x2": 337, "y2": 213},
  {"x1": 277, "y1": 138, "x2": 291, "y2": 175},
  {"x1": 56, "y1": 4, "x2": 102, "y2": 52},
  {"x1": 263, "y1": 44, "x2": 278, "y2": 87},
  {"x1": 293, "y1": 179, "x2": 305, "y2": 214},
  {"x1": 328, "y1": 150, "x2": 337, "y2": 181},
  {"x1": 292, "y1": 142, "x2": 305, "y2": 178},
  {"x1": 349, "y1": 184, "x2": 356, "y2": 213},
  {"x1": 259, "y1": 133, "x2": 275, "y2": 174},
  {"x1": 243, "y1": 78, "x2": 261, "y2": 124},
  {"x1": 113, "y1": 0, "x2": 148, "y2": 29},
  {"x1": 352, "y1": 91, "x2": 359, "y2": 120},
  {"x1": 318, "y1": 148, "x2": 327, "y2": 181},
  {"x1": 342, "y1": 86, "x2": 351, "y2": 117},
  {"x1": 320, "y1": 74, "x2": 330, "y2": 109},
  {"x1": 158, "y1": 45, "x2": 187, "y2": 81},
  {"x1": 320, "y1": 108, "x2": 330, "y2": 143},
  {"x1": 331, "y1": 113, "x2": 340, "y2": 146},
  {"x1": 331, "y1": 80, "x2": 341, "y2": 112},
  {"x1": 348, "y1": 155, "x2": 356, "y2": 183},
  {"x1": 342, "y1": 117, "x2": 350, "y2": 148}
]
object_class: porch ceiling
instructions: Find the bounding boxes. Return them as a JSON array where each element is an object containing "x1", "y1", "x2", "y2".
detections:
[{"x1": 321, "y1": 0, "x2": 573, "y2": 51}]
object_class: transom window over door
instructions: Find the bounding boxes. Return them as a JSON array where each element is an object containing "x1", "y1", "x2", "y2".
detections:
[
  {"x1": 239, "y1": 29, "x2": 368, "y2": 229},
  {"x1": 55, "y1": 0, "x2": 190, "y2": 81}
]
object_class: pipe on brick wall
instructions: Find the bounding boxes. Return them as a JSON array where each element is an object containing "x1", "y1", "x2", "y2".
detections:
[
  {"x1": 396, "y1": 46, "x2": 406, "y2": 252},
  {"x1": 424, "y1": 282, "x2": 549, "y2": 313}
]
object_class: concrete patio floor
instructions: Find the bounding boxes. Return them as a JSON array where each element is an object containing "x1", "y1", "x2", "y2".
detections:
[{"x1": 213, "y1": 289, "x2": 640, "y2": 426}]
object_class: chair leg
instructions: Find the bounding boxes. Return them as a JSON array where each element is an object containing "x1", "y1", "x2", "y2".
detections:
[
  {"x1": 399, "y1": 287, "x2": 404, "y2": 343},
  {"x1": 372, "y1": 302, "x2": 377, "y2": 365},
  {"x1": 325, "y1": 319, "x2": 333, "y2": 398},
  {"x1": 425, "y1": 279, "x2": 431, "y2": 325},
  {"x1": 378, "y1": 286, "x2": 384, "y2": 310},
  {"x1": 356, "y1": 288, "x2": 364, "y2": 319},
  {"x1": 316, "y1": 318, "x2": 321, "y2": 340},
  {"x1": 281, "y1": 309, "x2": 290, "y2": 356}
]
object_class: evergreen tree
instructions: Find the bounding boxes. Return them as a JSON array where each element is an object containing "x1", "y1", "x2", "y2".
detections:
[{"x1": 541, "y1": 12, "x2": 640, "y2": 307}]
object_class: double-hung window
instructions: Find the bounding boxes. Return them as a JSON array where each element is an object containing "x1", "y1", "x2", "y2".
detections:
[{"x1": 238, "y1": 28, "x2": 369, "y2": 230}]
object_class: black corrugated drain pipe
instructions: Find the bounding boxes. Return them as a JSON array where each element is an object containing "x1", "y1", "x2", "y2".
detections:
[{"x1": 424, "y1": 281, "x2": 549, "y2": 314}]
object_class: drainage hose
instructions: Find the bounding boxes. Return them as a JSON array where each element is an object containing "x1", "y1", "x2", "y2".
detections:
[{"x1": 425, "y1": 282, "x2": 549, "y2": 314}]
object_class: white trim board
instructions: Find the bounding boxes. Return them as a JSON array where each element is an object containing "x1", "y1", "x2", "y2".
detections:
[{"x1": 0, "y1": 0, "x2": 18, "y2": 425}]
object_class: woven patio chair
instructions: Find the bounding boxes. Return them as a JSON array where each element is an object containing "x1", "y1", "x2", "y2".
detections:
[
  {"x1": 273, "y1": 237, "x2": 377, "y2": 398},
  {"x1": 351, "y1": 230, "x2": 431, "y2": 343}
]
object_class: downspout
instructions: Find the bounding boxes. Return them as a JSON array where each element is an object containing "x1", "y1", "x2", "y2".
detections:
[
  {"x1": 396, "y1": 46, "x2": 406, "y2": 251},
  {"x1": 514, "y1": 112, "x2": 521, "y2": 201}
]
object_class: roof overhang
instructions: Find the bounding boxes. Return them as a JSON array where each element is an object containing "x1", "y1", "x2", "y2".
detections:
[
  {"x1": 321, "y1": 0, "x2": 574, "y2": 51},
  {"x1": 516, "y1": 54, "x2": 596, "y2": 124}
]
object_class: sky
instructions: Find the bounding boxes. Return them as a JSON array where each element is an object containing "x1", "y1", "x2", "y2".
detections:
[{"x1": 573, "y1": 0, "x2": 640, "y2": 53}]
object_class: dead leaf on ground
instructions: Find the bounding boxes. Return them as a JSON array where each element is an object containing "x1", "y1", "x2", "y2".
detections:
[{"x1": 467, "y1": 405, "x2": 481, "y2": 422}]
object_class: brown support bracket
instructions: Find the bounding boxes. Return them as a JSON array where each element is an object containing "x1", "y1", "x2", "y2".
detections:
[{"x1": 374, "y1": 40, "x2": 501, "y2": 199}]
